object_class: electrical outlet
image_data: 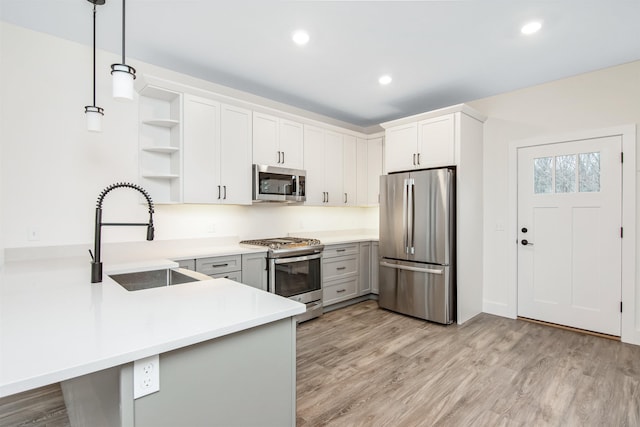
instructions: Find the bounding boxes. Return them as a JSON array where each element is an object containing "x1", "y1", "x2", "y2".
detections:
[
  {"x1": 133, "y1": 355, "x2": 159, "y2": 399},
  {"x1": 27, "y1": 227, "x2": 40, "y2": 241}
]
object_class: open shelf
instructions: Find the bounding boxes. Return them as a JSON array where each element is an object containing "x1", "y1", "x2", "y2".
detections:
[{"x1": 138, "y1": 84, "x2": 183, "y2": 204}]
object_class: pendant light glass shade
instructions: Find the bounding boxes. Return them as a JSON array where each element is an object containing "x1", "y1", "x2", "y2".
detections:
[
  {"x1": 85, "y1": 106, "x2": 104, "y2": 132},
  {"x1": 111, "y1": 64, "x2": 136, "y2": 100},
  {"x1": 111, "y1": 0, "x2": 136, "y2": 101}
]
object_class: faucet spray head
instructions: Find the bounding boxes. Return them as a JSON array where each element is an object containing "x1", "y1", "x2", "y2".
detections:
[{"x1": 146, "y1": 224, "x2": 155, "y2": 241}]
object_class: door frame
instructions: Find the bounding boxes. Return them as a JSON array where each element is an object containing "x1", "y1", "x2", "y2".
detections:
[{"x1": 506, "y1": 125, "x2": 637, "y2": 344}]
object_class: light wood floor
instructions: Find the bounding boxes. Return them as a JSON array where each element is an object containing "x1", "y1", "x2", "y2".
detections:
[
  {"x1": 296, "y1": 300, "x2": 640, "y2": 426},
  {"x1": 3, "y1": 300, "x2": 639, "y2": 426}
]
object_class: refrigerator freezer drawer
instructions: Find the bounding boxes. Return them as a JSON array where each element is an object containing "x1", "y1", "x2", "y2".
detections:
[{"x1": 378, "y1": 259, "x2": 454, "y2": 324}]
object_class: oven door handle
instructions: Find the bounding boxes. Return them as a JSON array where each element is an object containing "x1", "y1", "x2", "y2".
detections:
[{"x1": 273, "y1": 253, "x2": 322, "y2": 264}]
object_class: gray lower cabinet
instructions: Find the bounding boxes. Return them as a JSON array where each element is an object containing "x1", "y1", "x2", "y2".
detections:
[
  {"x1": 322, "y1": 243, "x2": 359, "y2": 306},
  {"x1": 175, "y1": 253, "x2": 268, "y2": 291},
  {"x1": 196, "y1": 255, "x2": 242, "y2": 277},
  {"x1": 175, "y1": 259, "x2": 195, "y2": 270},
  {"x1": 359, "y1": 242, "x2": 371, "y2": 295},
  {"x1": 61, "y1": 317, "x2": 297, "y2": 427},
  {"x1": 241, "y1": 252, "x2": 268, "y2": 291},
  {"x1": 371, "y1": 242, "x2": 379, "y2": 294}
]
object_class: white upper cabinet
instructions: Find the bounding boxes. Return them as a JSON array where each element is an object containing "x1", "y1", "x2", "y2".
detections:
[
  {"x1": 183, "y1": 94, "x2": 220, "y2": 203},
  {"x1": 367, "y1": 137, "x2": 383, "y2": 205},
  {"x1": 342, "y1": 134, "x2": 357, "y2": 206},
  {"x1": 356, "y1": 136, "x2": 383, "y2": 206},
  {"x1": 384, "y1": 114, "x2": 455, "y2": 173},
  {"x1": 384, "y1": 122, "x2": 418, "y2": 173},
  {"x1": 253, "y1": 112, "x2": 303, "y2": 169},
  {"x1": 417, "y1": 115, "x2": 455, "y2": 169},
  {"x1": 303, "y1": 125, "x2": 344, "y2": 206},
  {"x1": 219, "y1": 104, "x2": 252, "y2": 205},
  {"x1": 183, "y1": 93, "x2": 252, "y2": 205}
]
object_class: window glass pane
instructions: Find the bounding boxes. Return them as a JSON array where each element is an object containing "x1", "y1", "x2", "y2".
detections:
[
  {"x1": 579, "y1": 152, "x2": 600, "y2": 192},
  {"x1": 555, "y1": 154, "x2": 576, "y2": 193},
  {"x1": 534, "y1": 157, "x2": 552, "y2": 194}
]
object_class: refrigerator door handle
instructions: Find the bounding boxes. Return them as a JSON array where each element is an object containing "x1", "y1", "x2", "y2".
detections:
[
  {"x1": 402, "y1": 179, "x2": 409, "y2": 253},
  {"x1": 407, "y1": 178, "x2": 415, "y2": 254},
  {"x1": 380, "y1": 261, "x2": 443, "y2": 275}
]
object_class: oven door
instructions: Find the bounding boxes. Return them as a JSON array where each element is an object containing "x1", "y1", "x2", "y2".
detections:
[{"x1": 269, "y1": 253, "x2": 322, "y2": 303}]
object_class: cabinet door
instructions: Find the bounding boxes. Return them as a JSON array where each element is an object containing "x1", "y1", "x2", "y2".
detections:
[
  {"x1": 367, "y1": 137, "x2": 383, "y2": 205},
  {"x1": 356, "y1": 138, "x2": 368, "y2": 206},
  {"x1": 371, "y1": 242, "x2": 379, "y2": 294},
  {"x1": 359, "y1": 242, "x2": 371, "y2": 295},
  {"x1": 279, "y1": 119, "x2": 304, "y2": 169},
  {"x1": 303, "y1": 125, "x2": 326, "y2": 205},
  {"x1": 342, "y1": 134, "x2": 357, "y2": 206},
  {"x1": 384, "y1": 122, "x2": 417, "y2": 173},
  {"x1": 417, "y1": 115, "x2": 455, "y2": 168},
  {"x1": 252, "y1": 112, "x2": 279, "y2": 166},
  {"x1": 241, "y1": 253, "x2": 268, "y2": 291},
  {"x1": 183, "y1": 94, "x2": 220, "y2": 203},
  {"x1": 220, "y1": 104, "x2": 252, "y2": 205},
  {"x1": 324, "y1": 130, "x2": 343, "y2": 206}
]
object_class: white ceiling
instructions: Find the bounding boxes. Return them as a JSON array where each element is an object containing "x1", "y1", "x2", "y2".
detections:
[{"x1": 2, "y1": 1, "x2": 640, "y2": 129}]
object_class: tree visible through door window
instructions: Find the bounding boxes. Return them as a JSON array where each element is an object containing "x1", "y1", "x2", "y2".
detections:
[{"x1": 533, "y1": 152, "x2": 600, "y2": 194}]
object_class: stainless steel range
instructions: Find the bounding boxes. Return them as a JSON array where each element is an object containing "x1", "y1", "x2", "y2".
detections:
[{"x1": 240, "y1": 237, "x2": 324, "y2": 322}]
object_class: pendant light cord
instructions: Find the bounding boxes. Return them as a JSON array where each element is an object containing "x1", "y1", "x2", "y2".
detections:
[
  {"x1": 122, "y1": 0, "x2": 126, "y2": 64},
  {"x1": 92, "y1": 3, "x2": 97, "y2": 106}
]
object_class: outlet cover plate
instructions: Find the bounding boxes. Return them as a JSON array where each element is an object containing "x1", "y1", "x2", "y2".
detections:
[{"x1": 133, "y1": 354, "x2": 160, "y2": 399}]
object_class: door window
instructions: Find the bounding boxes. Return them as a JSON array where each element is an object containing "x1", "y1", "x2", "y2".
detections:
[{"x1": 533, "y1": 151, "x2": 600, "y2": 194}]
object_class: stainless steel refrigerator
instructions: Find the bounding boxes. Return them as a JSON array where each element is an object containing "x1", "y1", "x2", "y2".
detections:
[{"x1": 378, "y1": 167, "x2": 456, "y2": 324}]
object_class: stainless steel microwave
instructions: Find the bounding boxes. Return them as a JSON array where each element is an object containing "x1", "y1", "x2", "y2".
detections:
[{"x1": 252, "y1": 164, "x2": 306, "y2": 203}]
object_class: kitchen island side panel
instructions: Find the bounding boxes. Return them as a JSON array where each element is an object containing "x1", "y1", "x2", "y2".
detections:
[{"x1": 133, "y1": 317, "x2": 296, "y2": 427}]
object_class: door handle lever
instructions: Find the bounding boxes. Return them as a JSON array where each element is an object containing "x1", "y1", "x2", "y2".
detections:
[{"x1": 521, "y1": 239, "x2": 534, "y2": 246}]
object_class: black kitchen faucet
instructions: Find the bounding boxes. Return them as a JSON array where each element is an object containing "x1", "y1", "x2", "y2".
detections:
[{"x1": 89, "y1": 182, "x2": 155, "y2": 283}]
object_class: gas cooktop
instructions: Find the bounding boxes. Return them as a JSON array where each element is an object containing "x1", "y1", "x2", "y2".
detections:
[{"x1": 240, "y1": 237, "x2": 324, "y2": 257}]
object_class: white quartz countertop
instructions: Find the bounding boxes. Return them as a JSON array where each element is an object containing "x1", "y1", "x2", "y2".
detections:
[{"x1": 0, "y1": 256, "x2": 304, "y2": 398}]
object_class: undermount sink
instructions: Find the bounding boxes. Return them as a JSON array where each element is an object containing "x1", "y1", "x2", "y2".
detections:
[{"x1": 109, "y1": 268, "x2": 207, "y2": 292}]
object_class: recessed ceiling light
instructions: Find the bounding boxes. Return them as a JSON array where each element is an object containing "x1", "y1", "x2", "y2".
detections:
[
  {"x1": 379, "y1": 75, "x2": 392, "y2": 85},
  {"x1": 292, "y1": 30, "x2": 310, "y2": 46},
  {"x1": 521, "y1": 21, "x2": 542, "y2": 35}
]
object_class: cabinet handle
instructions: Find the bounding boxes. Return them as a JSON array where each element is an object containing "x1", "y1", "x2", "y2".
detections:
[
  {"x1": 323, "y1": 192, "x2": 327, "y2": 203},
  {"x1": 336, "y1": 266, "x2": 347, "y2": 271},
  {"x1": 412, "y1": 153, "x2": 416, "y2": 165},
  {"x1": 223, "y1": 185, "x2": 227, "y2": 200},
  {"x1": 336, "y1": 289, "x2": 346, "y2": 293},
  {"x1": 326, "y1": 192, "x2": 329, "y2": 203},
  {"x1": 210, "y1": 263, "x2": 229, "y2": 268},
  {"x1": 277, "y1": 151, "x2": 281, "y2": 163},
  {"x1": 282, "y1": 151, "x2": 285, "y2": 164},
  {"x1": 336, "y1": 249, "x2": 346, "y2": 252},
  {"x1": 417, "y1": 153, "x2": 421, "y2": 165},
  {"x1": 217, "y1": 185, "x2": 221, "y2": 199},
  {"x1": 344, "y1": 193, "x2": 347, "y2": 203}
]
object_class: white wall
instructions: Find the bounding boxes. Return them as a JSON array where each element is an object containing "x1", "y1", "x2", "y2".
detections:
[
  {"x1": 0, "y1": 23, "x2": 377, "y2": 251},
  {"x1": 468, "y1": 60, "x2": 640, "y2": 342}
]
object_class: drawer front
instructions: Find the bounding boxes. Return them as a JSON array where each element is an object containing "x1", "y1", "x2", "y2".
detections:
[
  {"x1": 323, "y1": 244, "x2": 359, "y2": 259},
  {"x1": 323, "y1": 278, "x2": 358, "y2": 306},
  {"x1": 323, "y1": 256, "x2": 358, "y2": 282},
  {"x1": 196, "y1": 255, "x2": 242, "y2": 275},
  {"x1": 176, "y1": 259, "x2": 195, "y2": 271},
  {"x1": 210, "y1": 271, "x2": 242, "y2": 282}
]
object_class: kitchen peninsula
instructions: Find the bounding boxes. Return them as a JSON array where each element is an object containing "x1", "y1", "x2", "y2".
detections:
[{"x1": 0, "y1": 244, "x2": 304, "y2": 426}]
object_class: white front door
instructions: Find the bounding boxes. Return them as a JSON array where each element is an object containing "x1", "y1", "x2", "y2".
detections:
[{"x1": 517, "y1": 136, "x2": 622, "y2": 335}]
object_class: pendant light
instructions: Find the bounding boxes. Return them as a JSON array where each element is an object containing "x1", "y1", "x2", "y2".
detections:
[
  {"x1": 111, "y1": 0, "x2": 136, "y2": 100},
  {"x1": 84, "y1": 0, "x2": 105, "y2": 132}
]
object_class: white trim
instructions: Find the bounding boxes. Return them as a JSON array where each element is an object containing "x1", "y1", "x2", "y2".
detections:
[
  {"x1": 507, "y1": 125, "x2": 637, "y2": 344},
  {"x1": 379, "y1": 103, "x2": 487, "y2": 129}
]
